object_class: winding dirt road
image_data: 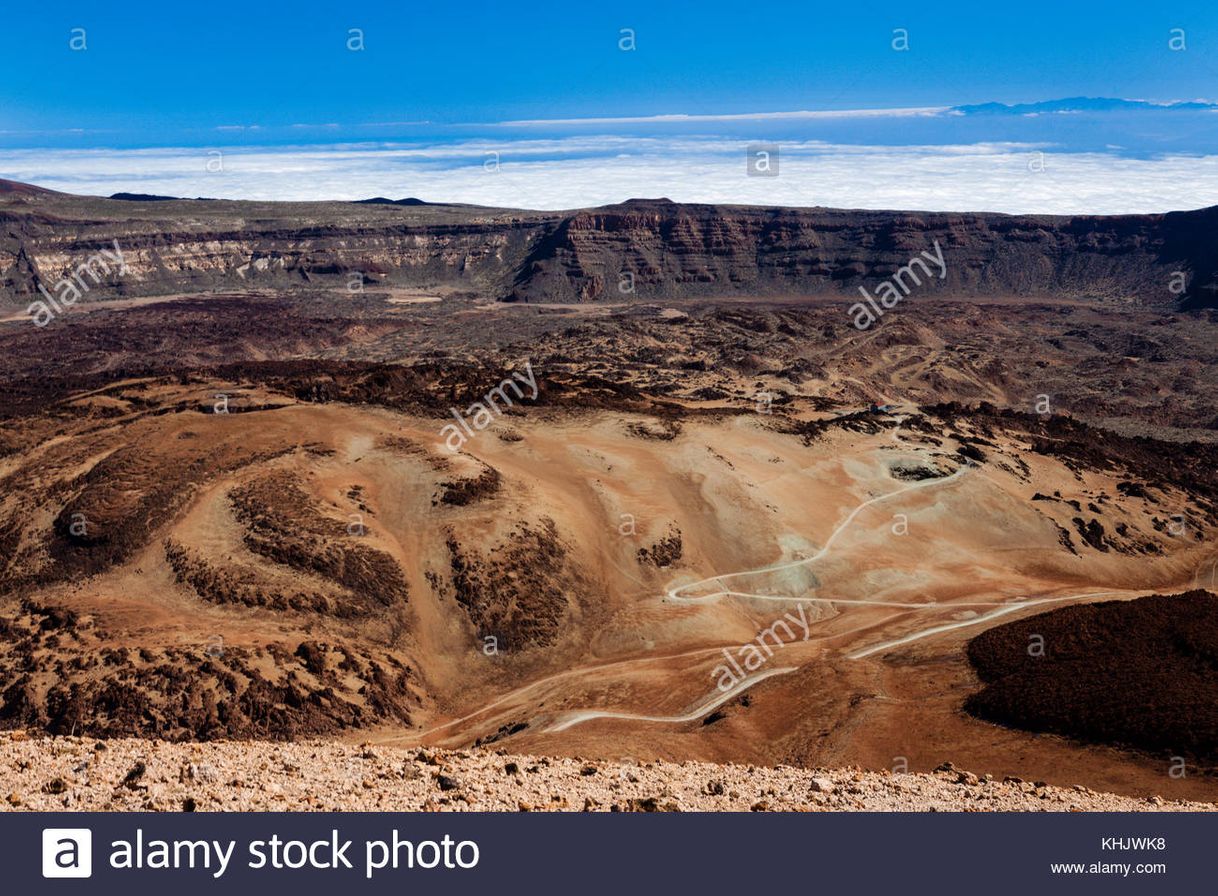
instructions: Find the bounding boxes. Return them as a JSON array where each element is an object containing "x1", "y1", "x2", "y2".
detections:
[{"x1": 388, "y1": 442, "x2": 1151, "y2": 743}]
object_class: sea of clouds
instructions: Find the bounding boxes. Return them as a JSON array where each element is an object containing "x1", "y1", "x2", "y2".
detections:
[{"x1": 2, "y1": 134, "x2": 1216, "y2": 215}]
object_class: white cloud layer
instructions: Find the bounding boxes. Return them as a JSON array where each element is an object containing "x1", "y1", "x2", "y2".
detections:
[
  {"x1": 497, "y1": 107, "x2": 949, "y2": 125},
  {"x1": 2, "y1": 138, "x2": 1216, "y2": 215}
]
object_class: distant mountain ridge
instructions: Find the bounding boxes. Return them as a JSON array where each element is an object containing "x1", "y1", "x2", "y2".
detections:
[{"x1": 950, "y1": 96, "x2": 1218, "y2": 115}]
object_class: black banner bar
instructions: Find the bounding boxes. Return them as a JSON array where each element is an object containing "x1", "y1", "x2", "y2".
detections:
[{"x1": 12, "y1": 812, "x2": 1213, "y2": 894}]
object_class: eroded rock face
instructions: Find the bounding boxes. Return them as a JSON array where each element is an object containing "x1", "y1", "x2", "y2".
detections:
[
  {"x1": 3, "y1": 190, "x2": 1217, "y2": 308},
  {"x1": 442, "y1": 519, "x2": 573, "y2": 652},
  {"x1": 506, "y1": 201, "x2": 1218, "y2": 307},
  {"x1": 228, "y1": 473, "x2": 411, "y2": 613},
  {"x1": 0, "y1": 600, "x2": 417, "y2": 741}
]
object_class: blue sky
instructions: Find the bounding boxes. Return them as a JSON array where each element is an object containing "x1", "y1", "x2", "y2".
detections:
[
  {"x1": 2, "y1": 2, "x2": 1215, "y2": 145},
  {"x1": 2, "y1": 3, "x2": 1217, "y2": 212}
]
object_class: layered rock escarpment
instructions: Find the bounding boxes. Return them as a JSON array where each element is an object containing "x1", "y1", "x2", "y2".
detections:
[
  {"x1": 504, "y1": 200, "x2": 1218, "y2": 307},
  {"x1": 2, "y1": 184, "x2": 1216, "y2": 309}
]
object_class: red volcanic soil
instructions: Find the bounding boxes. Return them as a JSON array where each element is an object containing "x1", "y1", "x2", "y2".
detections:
[
  {"x1": 965, "y1": 591, "x2": 1218, "y2": 764},
  {"x1": 0, "y1": 179, "x2": 59, "y2": 196}
]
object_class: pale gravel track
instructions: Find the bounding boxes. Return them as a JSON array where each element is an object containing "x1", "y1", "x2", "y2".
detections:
[
  {"x1": 546, "y1": 667, "x2": 796, "y2": 732},
  {"x1": 664, "y1": 460, "x2": 974, "y2": 604}
]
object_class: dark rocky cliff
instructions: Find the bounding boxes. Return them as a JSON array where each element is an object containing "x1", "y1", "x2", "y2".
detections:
[
  {"x1": 505, "y1": 200, "x2": 1218, "y2": 308},
  {"x1": 2, "y1": 184, "x2": 1215, "y2": 309}
]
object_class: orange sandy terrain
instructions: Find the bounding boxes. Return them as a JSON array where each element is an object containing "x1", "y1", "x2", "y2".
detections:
[
  {"x1": 1, "y1": 369, "x2": 1215, "y2": 800},
  {"x1": 1, "y1": 287, "x2": 1216, "y2": 807}
]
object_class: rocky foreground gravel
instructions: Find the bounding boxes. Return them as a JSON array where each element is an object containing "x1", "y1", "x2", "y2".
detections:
[{"x1": 0, "y1": 731, "x2": 1209, "y2": 812}]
